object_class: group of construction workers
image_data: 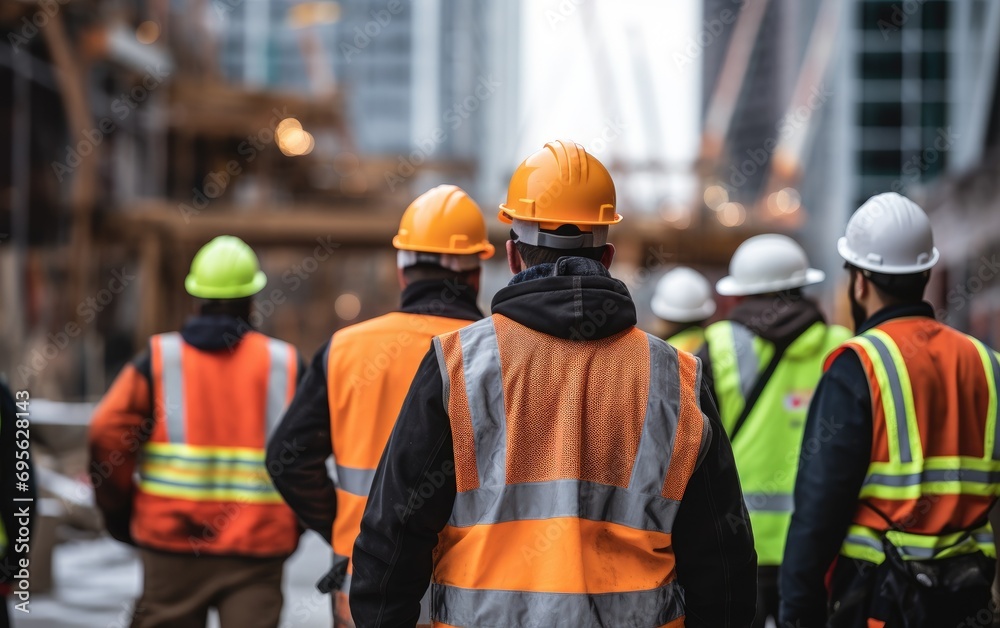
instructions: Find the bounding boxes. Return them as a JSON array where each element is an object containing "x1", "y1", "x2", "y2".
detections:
[{"x1": 84, "y1": 139, "x2": 1000, "y2": 628}]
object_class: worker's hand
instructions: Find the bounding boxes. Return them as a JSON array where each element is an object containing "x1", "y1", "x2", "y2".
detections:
[{"x1": 333, "y1": 591, "x2": 355, "y2": 628}]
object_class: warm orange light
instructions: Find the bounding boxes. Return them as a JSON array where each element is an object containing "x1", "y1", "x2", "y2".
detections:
[
  {"x1": 703, "y1": 184, "x2": 729, "y2": 211},
  {"x1": 277, "y1": 122, "x2": 315, "y2": 157},
  {"x1": 717, "y1": 202, "x2": 746, "y2": 227},
  {"x1": 288, "y1": 2, "x2": 341, "y2": 28},
  {"x1": 335, "y1": 293, "x2": 361, "y2": 320},
  {"x1": 136, "y1": 21, "x2": 160, "y2": 44}
]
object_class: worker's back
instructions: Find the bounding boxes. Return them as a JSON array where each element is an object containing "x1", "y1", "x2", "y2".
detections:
[
  {"x1": 705, "y1": 319, "x2": 850, "y2": 564},
  {"x1": 326, "y1": 311, "x2": 478, "y2": 570},
  {"x1": 430, "y1": 312, "x2": 709, "y2": 627},
  {"x1": 132, "y1": 329, "x2": 299, "y2": 556},
  {"x1": 832, "y1": 316, "x2": 1000, "y2": 551}
]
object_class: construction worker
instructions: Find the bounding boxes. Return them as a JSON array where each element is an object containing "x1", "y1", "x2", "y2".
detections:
[
  {"x1": 1, "y1": 380, "x2": 34, "y2": 628},
  {"x1": 89, "y1": 235, "x2": 304, "y2": 628},
  {"x1": 265, "y1": 184, "x2": 494, "y2": 627},
  {"x1": 350, "y1": 140, "x2": 757, "y2": 627},
  {"x1": 651, "y1": 266, "x2": 717, "y2": 353},
  {"x1": 781, "y1": 193, "x2": 1000, "y2": 627},
  {"x1": 700, "y1": 233, "x2": 851, "y2": 628}
]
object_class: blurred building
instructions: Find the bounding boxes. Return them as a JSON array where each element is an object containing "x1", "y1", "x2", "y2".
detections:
[{"x1": 698, "y1": 0, "x2": 1000, "y2": 324}]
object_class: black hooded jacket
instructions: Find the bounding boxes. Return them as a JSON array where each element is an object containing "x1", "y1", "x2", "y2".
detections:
[{"x1": 350, "y1": 257, "x2": 758, "y2": 627}]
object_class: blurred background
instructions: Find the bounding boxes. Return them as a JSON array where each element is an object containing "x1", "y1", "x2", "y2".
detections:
[{"x1": 2, "y1": 0, "x2": 1000, "y2": 625}]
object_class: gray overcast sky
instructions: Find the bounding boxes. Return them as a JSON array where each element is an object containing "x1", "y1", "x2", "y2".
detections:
[{"x1": 518, "y1": 0, "x2": 702, "y2": 213}]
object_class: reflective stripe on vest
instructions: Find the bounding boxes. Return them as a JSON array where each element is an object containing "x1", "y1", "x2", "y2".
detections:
[
  {"x1": 138, "y1": 333, "x2": 292, "y2": 504},
  {"x1": 841, "y1": 523, "x2": 996, "y2": 564},
  {"x1": 431, "y1": 316, "x2": 707, "y2": 628},
  {"x1": 838, "y1": 325, "x2": 1000, "y2": 563}
]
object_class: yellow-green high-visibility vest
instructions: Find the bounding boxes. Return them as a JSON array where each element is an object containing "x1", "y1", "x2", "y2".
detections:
[
  {"x1": 0, "y1": 407, "x2": 6, "y2": 557},
  {"x1": 705, "y1": 320, "x2": 852, "y2": 565},
  {"x1": 830, "y1": 318, "x2": 1000, "y2": 564},
  {"x1": 666, "y1": 326, "x2": 706, "y2": 354}
]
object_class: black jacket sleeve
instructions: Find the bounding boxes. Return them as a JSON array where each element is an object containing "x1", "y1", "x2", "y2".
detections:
[
  {"x1": 0, "y1": 381, "x2": 35, "y2": 586},
  {"x1": 779, "y1": 351, "x2": 872, "y2": 628},
  {"x1": 267, "y1": 341, "x2": 337, "y2": 543},
  {"x1": 351, "y1": 350, "x2": 455, "y2": 628},
  {"x1": 673, "y1": 378, "x2": 758, "y2": 627}
]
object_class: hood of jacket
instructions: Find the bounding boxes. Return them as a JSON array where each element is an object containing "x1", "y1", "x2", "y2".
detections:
[
  {"x1": 490, "y1": 256, "x2": 637, "y2": 340},
  {"x1": 727, "y1": 294, "x2": 828, "y2": 355}
]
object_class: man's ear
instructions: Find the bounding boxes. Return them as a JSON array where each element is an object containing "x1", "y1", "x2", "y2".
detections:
[
  {"x1": 853, "y1": 270, "x2": 868, "y2": 302},
  {"x1": 506, "y1": 240, "x2": 522, "y2": 275},
  {"x1": 600, "y1": 243, "x2": 616, "y2": 270}
]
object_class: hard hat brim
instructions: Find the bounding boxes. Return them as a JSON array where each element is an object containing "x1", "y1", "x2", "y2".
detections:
[
  {"x1": 185, "y1": 270, "x2": 267, "y2": 299},
  {"x1": 497, "y1": 207, "x2": 623, "y2": 226},
  {"x1": 837, "y1": 237, "x2": 939, "y2": 274},
  {"x1": 716, "y1": 268, "x2": 826, "y2": 296},
  {"x1": 392, "y1": 236, "x2": 495, "y2": 259},
  {"x1": 651, "y1": 298, "x2": 717, "y2": 323}
]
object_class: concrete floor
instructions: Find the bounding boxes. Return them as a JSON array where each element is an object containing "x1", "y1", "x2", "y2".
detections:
[{"x1": 14, "y1": 533, "x2": 332, "y2": 628}]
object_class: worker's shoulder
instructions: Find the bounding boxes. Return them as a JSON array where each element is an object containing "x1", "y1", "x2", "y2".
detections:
[{"x1": 332, "y1": 311, "x2": 472, "y2": 346}]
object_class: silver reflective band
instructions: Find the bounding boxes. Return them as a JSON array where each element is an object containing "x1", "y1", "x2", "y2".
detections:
[
  {"x1": 863, "y1": 468, "x2": 1000, "y2": 487},
  {"x1": 845, "y1": 534, "x2": 882, "y2": 552},
  {"x1": 433, "y1": 581, "x2": 685, "y2": 628},
  {"x1": 511, "y1": 218, "x2": 609, "y2": 249},
  {"x1": 458, "y1": 319, "x2": 508, "y2": 488},
  {"x1": 449, "y1": 479, "x2": 681, "y2": 531},
  {"x1": 265, "y1": 338, "x2": 291, "y2": 438},
  {"x1": 731, "y1": 323, "x2": 759, "y2": 400},
  {"x1": 744, "y1": 492, "x2": 794, "y2": 513},
  {"x1": 159, "y1": 333, "x2": 186, "y2": 444},
  {"x1": 396, "y1": 249, "x2": 481, "y2": 272},
  {"x1": 628, "y1": 335, "x2": 681, "y2": 494},
  {"x1": 336, "y1": 464, "x2": 376, "y2": 497},
  {"x1": 864, "y1": 334, "x2": 913, "y2": 463}
]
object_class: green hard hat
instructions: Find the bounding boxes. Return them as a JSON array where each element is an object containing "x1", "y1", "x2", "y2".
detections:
[{"x1": 185, "y1": 235, "x2": 267, "y2": 299}]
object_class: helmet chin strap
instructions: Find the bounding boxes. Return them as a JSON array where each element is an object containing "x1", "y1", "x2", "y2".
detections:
[{"x1": 510, "y1": 219, "x2": 608, "y2": 249}]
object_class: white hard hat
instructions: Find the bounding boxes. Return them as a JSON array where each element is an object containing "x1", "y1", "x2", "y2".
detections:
[
  {"x1": 716, "y1": 234, "x2": 825, "y2": 296},
  {"x1": 651, "y1": 267, "x2": 717, "y2": 323},
  {"x1": 838, "y1": 192, "x2": 939, "y2": 274}
]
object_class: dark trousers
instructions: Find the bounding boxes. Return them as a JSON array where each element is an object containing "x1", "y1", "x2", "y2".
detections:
[
  {"x1": 131, "y1": 550, "x2": 286, "y2": 628},
  {"x1": 0, "y1": 594, "x2": 8, "y2": 628},
  {"x1": 753, "y1": 566, "x2": 780, "y2": 628}
]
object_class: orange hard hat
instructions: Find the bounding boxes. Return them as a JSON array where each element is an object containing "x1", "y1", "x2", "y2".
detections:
[
  {"x1": 393, "y1": 184, "x2": 495, "y2": 258},
  {"x1": 499, "y1": 140, "x2": 620, "y2": 231}
]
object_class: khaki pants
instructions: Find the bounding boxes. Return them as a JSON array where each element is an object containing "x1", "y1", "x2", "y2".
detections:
[{"x1": 131, "y1": 550, "x2": 286, "y2": 628}]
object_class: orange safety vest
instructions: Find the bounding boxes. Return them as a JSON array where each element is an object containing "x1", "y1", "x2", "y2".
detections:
[
  {"x1": 827, "y1": 317, "x2": 1000, "y2": 563},
  {"x1": 133, "y1": 331, "x2": 299, "y2": 557},
  {"x1": 327, "y1": 312, "x2": 477, "y2": 584},
  {"x1": 431, "y1": 314, "x2": 709, "y2": 628}
]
